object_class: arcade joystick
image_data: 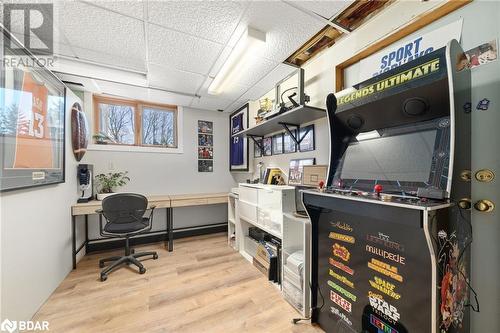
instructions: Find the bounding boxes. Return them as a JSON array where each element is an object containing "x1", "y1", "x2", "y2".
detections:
[{"x1": 374, "y1": 184, "x2": 383, "y2": 196}]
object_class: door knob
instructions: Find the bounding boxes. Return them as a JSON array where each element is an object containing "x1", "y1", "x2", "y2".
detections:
[
  {"x1": 475, "y1": 169, "x2": 495, "y2": 182},
  {"x1": 474, "y1": 199, "x2": 495, "y2": 212}
]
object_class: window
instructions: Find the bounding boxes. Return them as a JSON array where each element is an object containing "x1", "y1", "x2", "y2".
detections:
[{"x1": 94, "y1": 96, "x2": 178, "y2": 148}]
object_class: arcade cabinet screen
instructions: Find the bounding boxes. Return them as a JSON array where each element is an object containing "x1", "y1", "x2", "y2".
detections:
[{"x1": 340, "y1": 130, "x2": 437, "y2": 183}]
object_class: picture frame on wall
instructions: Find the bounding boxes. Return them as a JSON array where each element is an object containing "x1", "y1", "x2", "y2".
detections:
[
  {"x1": 299, "y1": 124, "x2": 315, "y2": 152},
  {"x1": 288, "y1": 158, "x2": 316, "y2": 186},
  {"x1": 283, "y1": 129, "x2": 297, "y2": 154},
  {"x1": 1, "y1": 35, "x2": 66, "y2": 192},
  {"x1": 229, "y1": 104, "x2": 249, "y2": 171},
  {"x1": 254, "y1": 139, "x2": 262, "y2": 158},
  {"x1": 198, "y1": 120, "x2": 213, "y2": 134},
  {"x1": 263, "y1": 137, "x2": 272, "y2": 156},
  {"x1": 272, "y1": 133, "x2": 283, "y2": 155}
]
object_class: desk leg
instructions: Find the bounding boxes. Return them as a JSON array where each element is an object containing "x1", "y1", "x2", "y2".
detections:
[
  {"x1": 168, "y1": 208, "x2": 173, "y2": 252},
  {"x1": 72, "y1": 215, "x2": 77, "y2": 269}
]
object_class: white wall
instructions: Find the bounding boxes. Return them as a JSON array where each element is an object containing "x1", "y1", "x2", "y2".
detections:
[
  {"x1": 81, "y1": 102, "x2": 236, "y2": 237},
  {"x1": 0, "y1": 89, "x2": 81, "y2": 323}
]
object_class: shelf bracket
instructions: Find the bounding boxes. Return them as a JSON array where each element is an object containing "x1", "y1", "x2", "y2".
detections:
[
  {"x1": 247, "y1": 135, "x2": 264, "y2": 150},
  {"x1": 279, "y1": 122, "x2": 310, "y2": 146}
]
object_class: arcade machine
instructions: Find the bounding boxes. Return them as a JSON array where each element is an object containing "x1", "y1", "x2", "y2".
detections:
[{"x1": 303, "y1": 40, "x2": 474, "y2": 333}]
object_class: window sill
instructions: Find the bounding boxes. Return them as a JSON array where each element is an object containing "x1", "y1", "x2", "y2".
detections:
[{"x1": 87, "y1": 144, "x2": 183, "y2": 154}]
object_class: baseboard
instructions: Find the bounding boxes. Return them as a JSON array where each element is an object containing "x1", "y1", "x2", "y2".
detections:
[{"x1": 86, "y1": 223, "x2": 227, "y2": 253}]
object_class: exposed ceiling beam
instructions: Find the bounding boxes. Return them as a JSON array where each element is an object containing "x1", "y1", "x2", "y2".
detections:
[{"x1": 281, "y1": 0, "x2": 352, "y2": 34}]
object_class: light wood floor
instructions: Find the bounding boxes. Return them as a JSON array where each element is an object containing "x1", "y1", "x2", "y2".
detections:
[{"x1": 33, "y1": 233, "x2": 324, "y2": 333}]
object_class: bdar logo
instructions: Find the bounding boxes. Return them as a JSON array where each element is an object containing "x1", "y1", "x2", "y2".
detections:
[{"x1": 1, "y1": 319, "x2": 17, "y2": 333}]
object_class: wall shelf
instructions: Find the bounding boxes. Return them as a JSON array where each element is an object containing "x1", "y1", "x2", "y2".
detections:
[{"x1": 236, "y1": 105, "x2": 326, "y2": 138}]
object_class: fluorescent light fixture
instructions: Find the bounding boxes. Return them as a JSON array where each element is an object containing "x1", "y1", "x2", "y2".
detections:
[
  {"x1": 356, "y1": 130, "x2": 380, "y2": 141},
  {"x1": 208, "y1": 27, "x2": 266, "y2": 95}
]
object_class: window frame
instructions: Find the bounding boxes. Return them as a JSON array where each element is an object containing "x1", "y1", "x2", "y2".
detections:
[{"x1": 93, "y1": 95, "x2": 178, "y2": 149}]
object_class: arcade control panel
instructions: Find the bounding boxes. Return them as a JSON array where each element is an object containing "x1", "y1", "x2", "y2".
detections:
[{"x1": 320, "y1": 184, "x2": 449, "y2": 209}]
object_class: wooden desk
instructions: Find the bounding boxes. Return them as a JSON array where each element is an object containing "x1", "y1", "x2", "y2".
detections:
[{"x1": 71, "y1": 193, "x2": 228, "y2": 269}]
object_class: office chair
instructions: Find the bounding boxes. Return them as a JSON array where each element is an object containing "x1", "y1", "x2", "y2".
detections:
[{"x1": 96, "y1": 193, "x2": 158, "y2": 281}]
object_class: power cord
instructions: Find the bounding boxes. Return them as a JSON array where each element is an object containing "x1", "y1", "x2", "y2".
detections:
[{"x1": 292, "y1": 281, "x2": 325, "y2": 324}]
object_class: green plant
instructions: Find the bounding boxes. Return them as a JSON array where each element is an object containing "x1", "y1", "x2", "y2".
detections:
[{"x1": 94, "y1": 171, "x2": 130, "y2": 194}]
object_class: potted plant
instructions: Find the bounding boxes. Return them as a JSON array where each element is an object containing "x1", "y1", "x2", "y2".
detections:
[{"x1": 94, "y1": 171, "x2": 130, "y2": 200}]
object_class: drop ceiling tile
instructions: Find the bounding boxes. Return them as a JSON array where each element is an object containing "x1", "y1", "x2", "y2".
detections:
[
  {"x1": 148, "y1": 63, "x2": 205, "y2": 94},
  {"x1": 67, "y1": 45, "x2": 147, "y2": 72},
  {"x1": 254, "y1": 63, "x2": 297, "y2": 89},
  {"x1": 58, "y1": 1, "x2": 146, "y2": 70},
  {"x1": 147, "y1": 1, "x2": 246, "y2": 44},
  {"x1": 292, "y1": 1, "x2": 354, "y2": 20},
  {"x1": 240, "y1": 85, "x2": 273, "y2": 102},
  {"x1": 190, "y1": 96, "x2": 234, "y2": 111},
  {"x1": 88, "y1": 0, "x2": 145, "y2": 20},
  {"x1": 236, "y1": 1, "x2": 325, "y2": 63},
  {"x1": 148, "y1": 24, "x2": 223, "y2": 75},
  {"x1": 224, "y1": 98, "x2": 250, "y2": 114}
]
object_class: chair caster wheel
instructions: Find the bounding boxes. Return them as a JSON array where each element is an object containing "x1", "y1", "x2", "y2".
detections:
[
  {"x1": 100, "y1": 275, "x2": 107, "y2": 282},
  {"x1": 153, "y1": 254, "x2": 158, "y2": 260},
  {"x1": 139, "y1": 267, "x2": 146, "y2": 274},
  {"x1": 99, "y1": 262, "x2": 104, "y2": 268}
]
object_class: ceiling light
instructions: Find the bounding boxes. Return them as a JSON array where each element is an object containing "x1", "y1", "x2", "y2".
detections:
[{"x1": 208, "y1": 27, "x2": 266, "y2": 95}]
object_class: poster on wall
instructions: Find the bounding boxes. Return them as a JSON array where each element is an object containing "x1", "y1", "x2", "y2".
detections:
[
  {"x1": 1, "y1": 40, "x2": 66, "y2": 191},
  {"x1": 198, "y1": 120, "x2": 213, "y2": 172},
  {"x1": 465, "y1": 39, "x2": 498, "y2": 69},
  {"x1": 288, "y1": 158, "x2": 315, "y2": 186},
  {"x1": 229, "y1": 104, "x2": 249, "y2": 171},
  {"x1": 358, "y1": 19, "x2": 463, "y2": 82}
]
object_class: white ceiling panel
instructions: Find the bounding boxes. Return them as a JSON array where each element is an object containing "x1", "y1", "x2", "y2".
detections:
[
  {"x1": 58, "y1": 1, "x2": 146, "y2": 69},
  {"x1": 224, "y1": 98, "x2": 250, "y2": 114},
  {"x1": 148, "y1": 63, "x2": 205, "y2": 94},
  {"x1": 240, "y1": 85, "x2": 274, "y2": 102},
  {"x1": 63, "y1": 45, "x2": 147, "y2": 72},
  {"x1": 83, "y1": 0, "x2": 145, "y2": 20},
  {"x1": 148, "y1": 1, "x2": 246, "y2": 44},
  {"x1": 292, "y1": 1, "x2": 354, "y2": 20},
  {"x1": 190, "y1": 95, "x2": 234, "y2": 111},
  {"x1": 148, "y1": 24, "x2": 223, "y2": 75},
  {"x1": 254, "y1": 63, "x2": 298, "y2": 89}
]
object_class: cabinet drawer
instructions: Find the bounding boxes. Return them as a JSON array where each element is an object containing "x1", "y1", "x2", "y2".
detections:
[
  {"x1": 239, "y1": 200, "x2": 258, "y2": 223},
  {"x1": 239, "y1": 186, "x2": 258, "y2": 205}
]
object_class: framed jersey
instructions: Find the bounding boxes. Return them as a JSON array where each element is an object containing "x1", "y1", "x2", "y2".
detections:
[
  {"x1": 229, "y1": 104, "x2": 249, "y2": 171},
  {"x1": 1, "y1": 35, "x2": 66, "y2": 191}
]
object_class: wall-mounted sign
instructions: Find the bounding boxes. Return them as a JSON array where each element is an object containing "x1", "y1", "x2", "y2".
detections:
[{"x1": 358, "y1": 19, "x2": 463, "y2": 81}]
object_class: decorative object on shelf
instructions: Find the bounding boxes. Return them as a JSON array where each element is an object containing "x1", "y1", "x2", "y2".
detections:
[
  {"x1": 272, "y1": 133, "x2": 284, "y2": 155},
  {"x1": 254, "y1": 139, "x2": 263, "y2": 158},
  {"x1": 288, "y1": 158, "x2": 315, "y2": 186},
  {"x1": 229, "y1": 104, "x2": 249, "y2": 171},
  {"x1": 283, "y1": 129, "x2": 297, "y2": 153},
  {"x1": 264, "y1": 167, "x2": 286, "y2": 185},
  {"x1": 257, "y1": 162, "x2": 265, "y2": 183},
  {"x1": 94, "y1": 171, "x2": 130, "y2": 200},
  {"x1": 299, "y1": 124, "x2": 315, "y2": 152},
  {"x1": 302, "y1": 165, "x2": 327, "y2": 187},
  {"x1": 0, "y1": 36, "x2": 66, "y2": 192},
  {"x1": 263, "y1": 137, "x2": 272, "y2": 156},
  {"x1": 71, "y1": 102, "x2": 89, "y2": 162},
  {"x1": 198, "y1": 120, "x2": 214, "y2": 172},
  {"x1": 197, "y1": 120, "x2": 213, "y2": 134}
]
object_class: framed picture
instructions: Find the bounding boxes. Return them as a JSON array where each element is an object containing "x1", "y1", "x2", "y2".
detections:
[
  {"x1": 288, "y1": 158, "x2": 315, "y2": 186},
  {"x1": 283, "y1": 129, "x2": 297, "y2": 153},
  {"x1": 198, "y1": 146, "x2": 213, "y2": 160},
  {"x1": 198, "y1": 120, "x2": 213, "y2": 134},
  {"x1": 198, "y1": 134, "x2": 213, "y2": 147},
  {"x1": 254, "y1": 139, "x2": 262, "y2": 158},
  {"x1": 263, "y1": 137, "x2": 272, "y2": 156},
  {"x1": 299, "y1": 124, "x2": 315, "y2": 152},
  {"x1": 198, "y1": 160, "x2": 213, "y2": 172},
  {"x1": 229, "y1": 104, "x2": 249, "y2": 171},
  {"x1": 272, "y1": 133, "x2": 283, "y2": 155},
  {"x1": 1, "y1": 37, "x2": 66, "y2": 191}
]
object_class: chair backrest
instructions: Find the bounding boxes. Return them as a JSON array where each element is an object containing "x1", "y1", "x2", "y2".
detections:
[{"x1": 102, "y1": 193, "x2": 148, "y2": 224}]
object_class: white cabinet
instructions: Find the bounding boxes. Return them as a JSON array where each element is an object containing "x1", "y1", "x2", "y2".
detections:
[
  {"x1": 227, "y1": 188, "x2": 239, "y2": 250},
  {"x1": 237, "y1": 183, "x2": 295, "y2": 239}
]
